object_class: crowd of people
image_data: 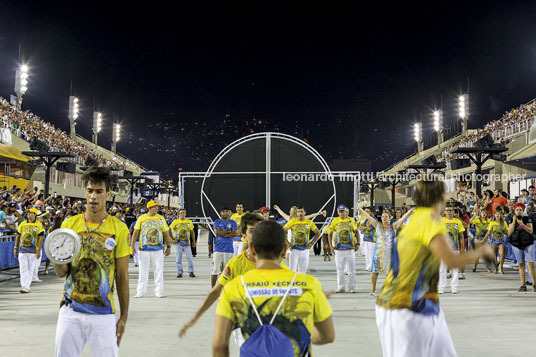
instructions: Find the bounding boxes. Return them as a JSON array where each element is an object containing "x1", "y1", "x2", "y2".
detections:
[
  {"x1": 437, "y1": 99, "x2": 536, "y2": 164},
  {"x1": 0, "y1": 97, "x2": 140, "y2": 171},
  {"x1": 6, "y1": 165, "x2": 536, "y2": 356}
]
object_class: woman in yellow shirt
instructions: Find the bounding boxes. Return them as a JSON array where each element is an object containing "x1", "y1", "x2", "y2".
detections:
[
  {"x1": 376, "y1": 180, "x2": 493, "y2": 357},
  {"x1": 471, "y1": 208, "x2": 491, "y2": 272},
  {"x1": 483, "y1": 206, "x2": 508, "y2": 274}
]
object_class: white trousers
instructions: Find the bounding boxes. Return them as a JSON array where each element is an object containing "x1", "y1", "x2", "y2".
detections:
[
  {"x1": 289, "y1": 249, "x2": 310, "y2": 273},
  {"x1": 132, "y1": 243, "x2": 139, "y2": 266},
  {"x1": 137, "y1": 250, "x2": 164, "y2": 296},
  {"x1": 33, "y1": 253, "x2": 40, "y2": 280},
  {"x1": 55, "y1": 305, "x2": 118, "y2": 357},
  {"x1": 18, "y1": 252, "x2": 37, "y2": 290},
  {"x1": 362, "y1": 241, "x2": 375, "y2": 271},
  {"x1": 335, "y1": 249, "x2": 356, "y2": 290},
  {"x1": 439, "y1": 252, "x2": 459, "y2": 291},
  {"x1": 375, "y1": 305, "x2": 456, "y2": 357},
  {"x1": 232, "y1": 240, "x2": 244, "y2": 257}
]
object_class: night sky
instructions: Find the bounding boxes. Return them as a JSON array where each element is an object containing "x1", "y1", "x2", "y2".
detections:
[{"x1": 1, "y1": 2, "x2": 536, "y2": 179}]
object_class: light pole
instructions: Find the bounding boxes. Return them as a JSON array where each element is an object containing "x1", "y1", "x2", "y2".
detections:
[
  {"x1": 14, "y1": 64, "x2": 29, "y2": 110},
  {"x1": 414, "y1": 122, "x2": 422, "y2": 153},
  {"x1": 68, "y1": 96, "x2": 80, "y2": 138},
  {"x1": 93, "y1": 112, "x2": 103, "y2": 145},
  {"x1": 433, "y1": 110, "x2": 443, "y2": 146},
  {"x1": 459, "y1": 94, "x2": 469, "y2": 132},
  {"x1": 112, "y1": 123, "x2": 121, "y2": 153}
]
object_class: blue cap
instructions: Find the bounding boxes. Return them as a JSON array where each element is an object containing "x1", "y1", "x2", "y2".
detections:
[{"x1": 337, "y1": 204, "x2": 347, "y2": 211}]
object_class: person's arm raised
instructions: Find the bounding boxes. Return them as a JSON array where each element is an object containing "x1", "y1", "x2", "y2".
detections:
[
  {"x1": 358, "y1": 208, "x2": 379, "y2": 229},
  {"x1": 393, "y1": 208, "x2": 414, "y2": 231},
  {"x1": 273, "y1": 205, "x2": 290, "y2": 221}
]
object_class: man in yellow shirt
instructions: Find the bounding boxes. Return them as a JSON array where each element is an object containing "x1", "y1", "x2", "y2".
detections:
[
  {"x1": 212, "y1": 220, "x2": 335, "y2": 356},
  {"x1": 132, "y1": 200, "x2": 172, "y2": 298},
  {"x1": 440, "y1": 206, "x2": 465, "y2": 294},
  {"x1": 328, "y1": 204, "x2": 360, "y2": 293},
  {"x1": 14, "y1": 208, "x2": 45, "y2": 293},
  {"x1": 284, "y1": 207, "x2": 320, "y2": 273},
  {"x1": 53, "y1": 167, "x2": 130, "y2": 356},
  {"x1": 359, "y1": 207, "x2": 376, "y2": 271},
  {"x1": 230, "y1": 203, "x2": 246, "y2": 257},
  {"x1": 169, "y1": 208, "x2": 196, "y2": 278},
  {"x1": 179, "y1": 212, "x2": 278, "y2": 338}
]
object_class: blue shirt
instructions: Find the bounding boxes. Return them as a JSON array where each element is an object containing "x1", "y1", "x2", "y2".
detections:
[
  {"x1": 0, "y1": 210, "x2": 6, "y2": 225},
  {"x1": 213, "y1": 219, "x2": 236, "y2": 253}
]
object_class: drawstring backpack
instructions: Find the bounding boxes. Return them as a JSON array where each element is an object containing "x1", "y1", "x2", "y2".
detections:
[{"x1": 239, "y1": 271, "x2": 299, "y2": 356}]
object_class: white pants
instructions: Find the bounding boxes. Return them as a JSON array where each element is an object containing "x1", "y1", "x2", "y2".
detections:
[
  {"x1": 55, "y1": 305, "x2": 118, "y2": 357},
  {"x1": 232, "y1": 328, "x2": 245, "y2": 348},
  {"x1": 362, "y1": 241, "x2": 375, "y2": 271},
  {"x1": 232, "y1": 240, "x2": 244, "y2": 257},
  {"x1": 132, "y1": 243, "x2": 139, "y2": 266},
  {"x1": 33, "y1": 253, "x2": 40, "y2": 280},
  {"x1": 335, "y1": 249, "x2": 356, "y2": 290},
  {"x1": 212, "y1": 252, "x2": 233, "y2": 275},
  {"x1": 137, "y1": 250, "x2": 164, "y2": 296},
  {"x1": 439, "y1": 252, "x2": 459, "y2": 291},
  {"x1": 375, "y1": 305, "x2": 456, "y2": 357},
  {"x1": 289, "y1": 249, "x2": 310, "y2": 273},
  {"x1": 359, "y1": 233, "x2": 365, "y2": 256},
  {"x1": 18, "y1": 252, "x2": 37, "y2": 290}
]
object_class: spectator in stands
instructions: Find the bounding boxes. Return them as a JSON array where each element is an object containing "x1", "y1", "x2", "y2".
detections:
[
  {"x1": 527, "y1": 186, "x2": 535, "y2": 205},
  {"x1": 508, "y1": 203, "x2": 535, "y2": 292},
  {"x1": 491, "y1": 188, "x2": 509, "y2": 216},
  {"x1": 5, "y1": 202, "x2": 22, "y2": 232}
]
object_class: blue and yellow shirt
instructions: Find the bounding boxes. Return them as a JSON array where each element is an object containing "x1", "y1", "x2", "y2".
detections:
[
  {"x1": 60, "y1": 214, "x2": 130, "y2": 314},
  {"x1": 377, "y1": 207, "x2": 447, "y2": 316}
]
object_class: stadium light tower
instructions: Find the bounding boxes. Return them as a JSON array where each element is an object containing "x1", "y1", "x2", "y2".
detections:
[
  {"x1": 458, "y1": 94, "x2": 469, "y2": 132},
  {"x1": 92, "y1": 112, "x2": 103, "y2": 145},
  {"x1": 14, "y1": 64, "x2": 29, "y2": 110},
  {"x1": 112, "y1": 123, "x2": 121, "y2": 153},
  {"x1": 433, "y1": 109, "x2": 443, "y2": 146},
  {"x1": 68, "y1": 96, "x2": 80, "y2": 138},
  {"x1": 414, "y1": 122, "x2": 422, "y2": 153}
]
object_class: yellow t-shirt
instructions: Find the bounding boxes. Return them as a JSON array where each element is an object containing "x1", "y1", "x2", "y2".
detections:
[
  {"x1": 471, "y1": 217, "x2": 490, "y2": 238},
  {"x1": 17, "y1": 220, "x2": 45, "y2": 253},
  {"x1": 358, "y1": 216, "x2": 376, "y2": 242},
  {"x1": 488, "y1": 220, "x2": 508, "y2": 241},
  {"x1": 441, "y1": 217, "x2": 465, "y2": 251},
  {"x1": 216, "y1": 269, "x2": 332, "y2": 356},
  {"x1": 284, "y1": 218, "x2": 318, "y2": 250},
  {"x1": 60, "y1": 214, "x2": 130, "y2": 315},
  {"x1": 134, "y1": 213, "x2": 169, "y2": 251},
  {"x1": 328, "y1": 217, "x2": 358, "y2": 249},
  {"x1": 169, "y1": 218, "x2": 194, "y2": 246},
  {"x1": 218, "y1": 251, "x2": 288, "y2": 286},
  {"x1": 377, "y1": 207, "x2": 446, "y2": 315},
  {"x1": 230, "y1": 212, "x2": 245, "y2": 241}
]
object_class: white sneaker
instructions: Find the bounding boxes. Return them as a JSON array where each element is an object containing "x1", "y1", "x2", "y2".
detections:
[
  {"x1": 155, "y1": 292, "x2": 164, "y2": 298},
  {"x1": 369, "y1": 292, "x2": 377, "y2": 296},
  {"x1": 438, "y1": 289, "x2": 444, "y2": 294},
  {"x1": 32, "y1": 279, "x2": 43, "y2": 283},
  {"x1": 20, "y1": 288, "x2": 30, "y2": 293},
  {"x1": 452, "y1": 289, "x2": 458, "y2": 294},
  {"x1": 134, "y1": 293, "x2": 143, "y2": 298},
  {"x1": 349, "y1": 289, "x2": 356, "y2": 294},
  {"x1": 336, "y1": 288, "x2": 345, "y2": 293}
]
